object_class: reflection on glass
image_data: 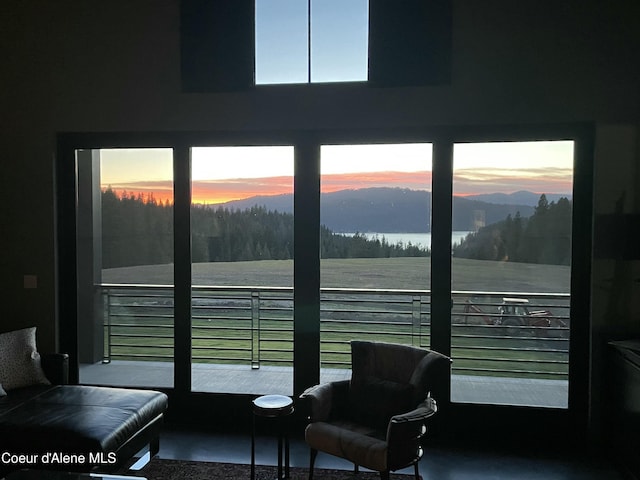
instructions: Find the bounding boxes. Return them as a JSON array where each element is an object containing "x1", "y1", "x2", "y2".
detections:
[
  {"x1": 190, "y1": 146, "x2": 294, "y2": 394},
  {"x1": 450, "y1": 141, "x2": 574, "y2": 408},
  {"x1": 78, "y1": 148, "x2": 174, "y2": 388},
  {"x1": 319, "y1": 143, "x2": 433, "y2": 381}
]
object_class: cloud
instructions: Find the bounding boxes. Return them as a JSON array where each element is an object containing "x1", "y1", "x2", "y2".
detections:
[
  {"x1": 191, "y1": 176, "x2": 293, "y2": 204},
  {"x1": 453, "y1": 167, "x2": 573, "y2": 195},
  {"x1": 321, "y1": 171, "x2": 432, "y2": 192}
]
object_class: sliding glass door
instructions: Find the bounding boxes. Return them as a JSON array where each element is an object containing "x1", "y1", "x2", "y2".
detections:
[
  {"x1": 319, "y1": 143, "x2": 433, "y2": 382},
  {"x1": 190, "y1": 146, "x2": 294, "y2": 395},
  {"x1": 64, "y1": 128, "x2": 589, "y2": 419},
  {"x1": 76, "y1": 148, "x2": 175, "y2": 388},
  {"x1": 450, "y1": 141, "x2": 574, "y2": 408}
]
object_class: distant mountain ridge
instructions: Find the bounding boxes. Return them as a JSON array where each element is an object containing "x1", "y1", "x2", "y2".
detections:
[
  {"x1": 207, "y1": 187, "x2": 563, "y2": 233},
  {"x1": 465, "y1": 190, "x2": 571, "y2": 206}
]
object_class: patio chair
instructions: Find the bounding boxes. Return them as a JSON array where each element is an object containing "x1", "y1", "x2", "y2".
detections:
[{"x1": 300, "y1": 341, "x2": 451, "y2": 480}]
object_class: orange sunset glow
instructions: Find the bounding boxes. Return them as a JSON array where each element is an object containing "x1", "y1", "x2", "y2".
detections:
[
  {"x1": 103, "y1": 182, "x2": 174, "y2": 205},
  {"x1": 104, "y1": 171, "x2": 434, "y2": 205},
  {"x1": 103, "y1": 167, "x2": 573, "y2": 206},
  {"x1": 99, "y1": 141, "x2": 574, "y2": 205},
  {"x1": 321, "y1": 171, "x2": 431, "y2": 193},
  {"x1": 103, "y1": 170, "x2": 571, "y2": 205},
  {"x1": 191, "y1": 175, "x2": 294, "y2": 204}
]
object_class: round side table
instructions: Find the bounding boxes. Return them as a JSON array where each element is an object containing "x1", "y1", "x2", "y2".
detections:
[{"x1": 250, "y1": 394, "x2": 294, "y2": 480}]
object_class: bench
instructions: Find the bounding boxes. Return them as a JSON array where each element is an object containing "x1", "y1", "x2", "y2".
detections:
[{"x1": 0, "y1": 328, "x2": 168, "y2": 475}]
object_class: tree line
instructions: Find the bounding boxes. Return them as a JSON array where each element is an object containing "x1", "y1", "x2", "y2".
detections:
[
  {"x1": 452, "y1": 194, "x2": 572, "y2": 265},
  {"x1": 101, "y1": 189, "x2": 174, "y2": 268},
  {"x1": 101, "y1": 188, "x2": 429, "y2": 269},
  {"x1": 101, "y1": 189, "x2": 570, "y2": 269}
]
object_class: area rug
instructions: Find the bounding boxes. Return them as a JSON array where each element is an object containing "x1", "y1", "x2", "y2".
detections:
[{"x1": 120, "y1": 458, "x2": 410, "y2": 479}]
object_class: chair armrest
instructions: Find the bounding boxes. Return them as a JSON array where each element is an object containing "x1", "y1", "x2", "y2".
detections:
[
  {"x1": 386, "y1": 396, "x2": 437, "y2": 471},
  {"x1": 390, "y1": 395, "x2": 437, "y2": 425},
  {"x1": 300, "y1": 379, "x2": 350, "y2": 422},
  {"x1": 40, "y1": 353, "x2": 70, "y2": 385}
]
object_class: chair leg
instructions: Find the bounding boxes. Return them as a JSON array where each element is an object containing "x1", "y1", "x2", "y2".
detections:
[
  {"x1": 414, "y1": 461, "x2": 422, "y2": 480},
  {"x1": 354, "y1": 464, "x2": 359, "y2": 474},
  {"x1": 308, "y1": 449, "x2": 317, "y2": 480}
]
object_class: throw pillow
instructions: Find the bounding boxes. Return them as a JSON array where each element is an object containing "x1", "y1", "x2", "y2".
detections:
[{"x1": 0, "y1": 327, "x2": 51, "y2": 391}]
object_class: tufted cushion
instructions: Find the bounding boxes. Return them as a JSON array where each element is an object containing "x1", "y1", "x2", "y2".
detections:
[{"x1": 0, "y1": 327, "x2": 50, "y2": 392}]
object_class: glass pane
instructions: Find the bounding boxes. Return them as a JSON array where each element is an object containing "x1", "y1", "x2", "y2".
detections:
[
  {"x1": 320, "y1": 143, "x2": 432, "y2": 382},
  {"x1": 190, "y1": 146, "x2": 294, "y2": 394},
  {"x1": 77, "y1": 148, "x2": 174, "y2": 388},
  {"x1": 255, "y1": 0, "x2": 309, "y2": 84},
  {"x1": 451, "y1": 141, "x2": 574, "y2": 408},
  {"x1": 311, "y1": 0, "x2": 369, "y2": 83}
]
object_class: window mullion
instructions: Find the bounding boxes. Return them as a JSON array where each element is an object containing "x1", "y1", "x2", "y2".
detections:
[
  {"x1": 430, "y1": 139, "x2": 453, "y2": 359},
  {"x1": 293, "y1": 138, "x2": 321, "y2": 396},
  {"x1": 173, "y1": 145, "x2": 192, "y2": 393}
]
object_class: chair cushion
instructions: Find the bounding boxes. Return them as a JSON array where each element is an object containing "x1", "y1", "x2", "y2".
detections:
[
  {"x1": 351, "y1": 341, "x2": 427, "y2": 386},
  {"x1": 349, "y1": 376, "x2": 414, "y2": 429},
  {"x1": 305, "y1": 421, "x2": 389, "y2": 472}
]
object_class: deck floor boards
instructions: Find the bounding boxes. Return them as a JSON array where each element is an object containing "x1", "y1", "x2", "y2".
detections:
[{"x1": 80, "y1": 361, "x2": 567, "y2": 407}]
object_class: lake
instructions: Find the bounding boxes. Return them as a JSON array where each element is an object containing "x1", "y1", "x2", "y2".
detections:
[{"x1": 342, "y1": 231, "x2": 472, "y2": 248}]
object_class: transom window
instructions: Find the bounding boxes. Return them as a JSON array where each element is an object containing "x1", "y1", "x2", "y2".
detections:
[{"x1": 255, "y1": 0, "x2": 369, "y2": 85}]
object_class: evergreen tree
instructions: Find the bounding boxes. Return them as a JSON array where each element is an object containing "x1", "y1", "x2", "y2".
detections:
[
  {"x1": 101, "y1": 192, "x2": 428, "y2": 269},
  {"x1": 453, "y1": 194, "x2": 572, "y2": 266}
]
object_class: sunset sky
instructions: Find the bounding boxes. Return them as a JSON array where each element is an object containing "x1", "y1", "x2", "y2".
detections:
[{"x1": 99, "y1": 141, "x2": 574, "y2": 205}]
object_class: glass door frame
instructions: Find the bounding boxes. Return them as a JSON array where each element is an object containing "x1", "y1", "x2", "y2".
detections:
[{"x1": 56, "y1": 124, "x2": 593, "y2": 435}]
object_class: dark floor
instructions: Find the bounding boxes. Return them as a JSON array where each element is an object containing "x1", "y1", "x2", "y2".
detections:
[{"x1": 151, "y1": 423, "x2": 627, "y2": 480}]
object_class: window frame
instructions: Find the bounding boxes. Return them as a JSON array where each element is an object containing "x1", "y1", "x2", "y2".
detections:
[
  {"x1": 56, "y1": 123, "x2": 593, "y2": 439},
  {"x1": 180, "y1": 0, "x2": 452, "y2": 91}
]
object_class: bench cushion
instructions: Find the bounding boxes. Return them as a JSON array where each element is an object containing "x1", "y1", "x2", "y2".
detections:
[{"x1": 0, "y1": 385, "x2": 168, "y2": 456}]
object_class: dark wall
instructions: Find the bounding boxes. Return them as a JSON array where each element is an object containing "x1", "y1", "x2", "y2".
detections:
[{"x1": 1, "y1": 0, "x2": 639, "y2": 442}]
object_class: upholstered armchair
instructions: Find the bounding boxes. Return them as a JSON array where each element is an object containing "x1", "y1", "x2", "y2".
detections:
[{"x1": 300, "y1": 341, "x2": 451, "y2": 480}]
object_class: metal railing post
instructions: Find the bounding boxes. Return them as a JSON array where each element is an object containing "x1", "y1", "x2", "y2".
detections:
[
  {"x1": 412, "y1": 295, "x2": 422, "y2": 347},
  {"x1": 102, "y1": 288, "x2": 111, "y2": 364},
  {"x1": 251, "y1": 290, "x2": 261, "y2": 369}
]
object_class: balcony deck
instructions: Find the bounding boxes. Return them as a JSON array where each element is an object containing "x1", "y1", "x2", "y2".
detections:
[{"x1": 80, "y1": 360, "x2": 568, "y2": 408}]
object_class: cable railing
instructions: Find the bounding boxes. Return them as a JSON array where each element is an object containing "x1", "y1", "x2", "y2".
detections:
[{"x1": 97, "y1": 284, "x2": 570, "y2": 380}]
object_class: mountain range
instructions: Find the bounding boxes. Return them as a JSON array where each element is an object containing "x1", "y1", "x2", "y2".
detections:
[
  {"x1": 464, "y1": 190, "x2": 570, "y2": 206},
  {"x1": 207, "y1": 188, "x2": 571, "y2": 233}
]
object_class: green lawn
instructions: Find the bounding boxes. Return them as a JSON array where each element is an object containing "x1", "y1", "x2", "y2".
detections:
[{"x1": 104, "y1": 256, "x2": 570, "y2": 293}]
